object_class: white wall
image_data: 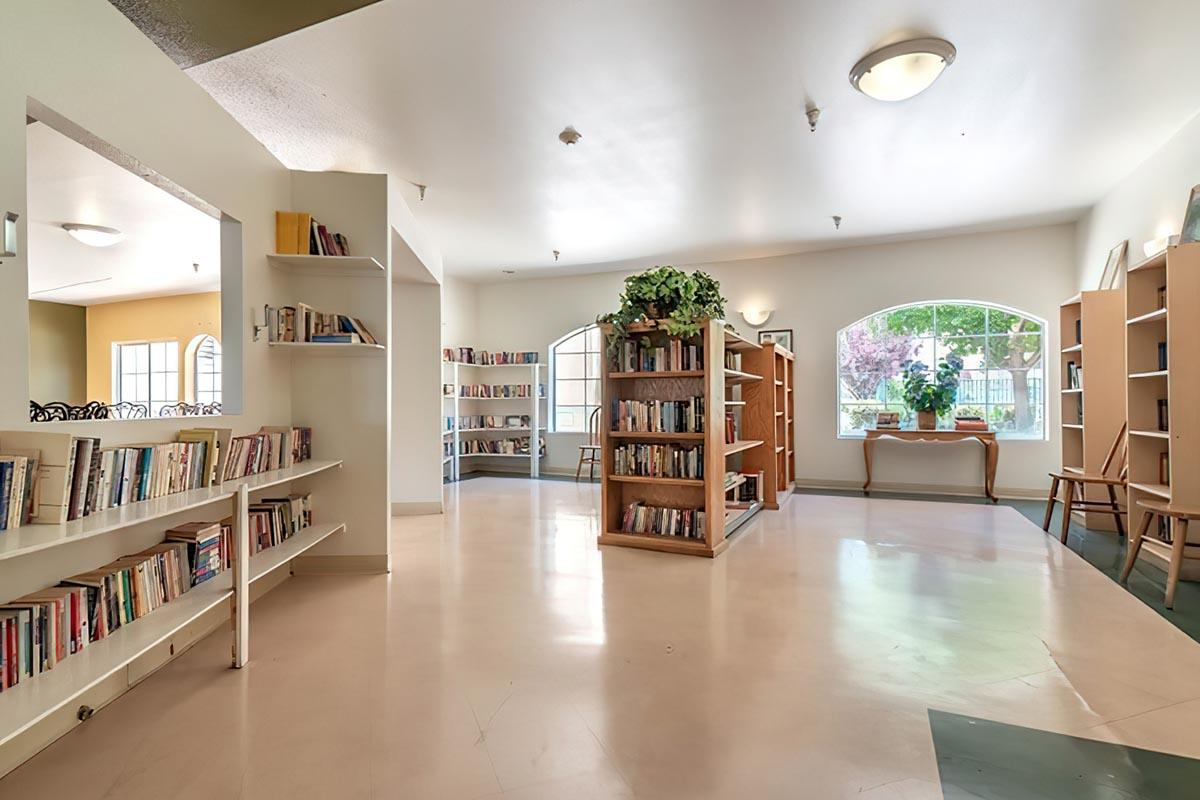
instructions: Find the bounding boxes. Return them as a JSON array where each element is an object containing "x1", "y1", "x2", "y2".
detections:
[
  {"x1": 441, "y1": 276, "x2": 479, "y2": 348},
  {"x1": 392, "y1": 280, "x2": 444, "y2": 512},
  {"x1": 453, "y1": 224, "x2": 1077, "y2": 495},
  {"x1": 1077, "y1": 110, "x2": 1200, "y2": 288}
]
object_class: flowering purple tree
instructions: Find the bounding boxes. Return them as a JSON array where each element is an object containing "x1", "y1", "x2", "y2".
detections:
[{"x1": 839, "y1": 324, "x2": 915, "y2": 400}]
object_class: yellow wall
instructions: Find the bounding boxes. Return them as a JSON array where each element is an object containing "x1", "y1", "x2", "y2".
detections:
[
  {"x1": 86, "y1": 292, "x2": 222, "y2": 403},
  {"x1": 29, "y1": 300, "x2": 87, "y2": 404}
]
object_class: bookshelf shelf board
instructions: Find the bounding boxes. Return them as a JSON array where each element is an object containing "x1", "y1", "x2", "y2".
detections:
[
  {"x1": 608, "y1": 370, "x2": 705, "y2": 380},
  {"x1": 444, "y1": 362, "x2": 546, "y2": 369},
  {"x1": 458, "y1": 452, "x2": 533, "y2": 458},
  {"x1": 1130, "y1": 429, "x2": 1170, "y2": 439},
  {"x1": 0, "y1": 460, "x2": 342, "y2": 563},
  {"x1": 774, "y1": 380, "x2": 784, "y2": 386},
  {"x1": 443, "y1": 430, "x2": 453, "y2": 437},
  {"x1": 774, "y1": 445, "x2": 785, "y2": 453},
  {"x1": 1129, "y1": 482, "x2": 1171, "y2": 500},
  {"x1": 608, "y1": 431, "x2": 705, "y2": 440},
  {"x1": 598, "y1": 531, "x2": 715, "y2": 556},
  {"x1": 248, "y1": 522, "x2": 344, "y2": 585},
  {"x1": 266, "y1": 253, "x2": 385, "y2": 276},
  {"x1": 442, "y1": 455, "x2": 453, "y2": 464},
  {"x1": 268, "y1": 342, "x2": 385, "y2": 356},
  {"x1": 725, "y1": 400, "x2": 747, "y2": 407},
  {"x1": 786, "y1": 449, "x2": 794, "y2": 456},
  {"x1": 454, "y1": 396, "x2": 546, "y2": 402},
  {"x1": 1129, "y1": 370, "x2": 1169, "y2": 379},
  {"x1": 1061, "y1": 388, "x2": 1084, "y2": 394},
  {"x1": 609, "y1": 475, "x2": 705, "y2": 487},
  {"x1": 774, "y1": 411, "x2": 784, "y2": 417},
  {"x1": 1060, "y1": 294, "x2": 1082, "y2": 307},
  {"x1": 724, "y1": 500, "x2": 764, "y2": 537},
  {"x1": 1128, "y1": 249, "x2": 1167, "y2": 273},
  {"x1": 456, "y1": 427, "x2": 545, "y2": 434},
  {"x1": 1127, "y1": 308, "x2": 1168, "y2": 326},
  {"x1": 724, "y1": 369, "x2": 763, "y2": 386},
  {"x1": 1062, "y1": 423, "x2": 1084, "y2": 430},
  {"x1": 724, "y1": 439, "x2": 764, "y2": 457},
  {"x1": 1061, "y1": 344, "x2": 1083, "y2": 353},
  {"x1": 0, "y1": 521, "x2": 343, "y2": 748},
  {"x1": 723, "y1": 475, "x2": 748, "y2": 493},
  {"x1": 723, "y1": 329, "x2": 762, "y2": 353}
]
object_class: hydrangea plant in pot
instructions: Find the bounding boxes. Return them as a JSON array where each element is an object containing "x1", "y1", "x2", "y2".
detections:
[
  {"x1": 901, "y1": 354, "x2": 963, "y2": 430},
  {"x1": 597, "y1": 266, "x2": 727, "y2": 354}
]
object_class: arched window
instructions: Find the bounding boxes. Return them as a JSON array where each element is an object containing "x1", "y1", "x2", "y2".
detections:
[
  {"x1": 550, "y1": 323, "x2": 602, "y2": 432},
  {"x1": 185, "y1": 334, "x2": 222, "y2": 405},
  {"x1": 837, "y1": 301, "x2": 1046, "y2": 439}
]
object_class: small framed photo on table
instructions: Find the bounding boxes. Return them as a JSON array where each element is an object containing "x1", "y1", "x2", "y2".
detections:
[{"x1": 758, "y1": 329, "x2": 794, "y2": 351}]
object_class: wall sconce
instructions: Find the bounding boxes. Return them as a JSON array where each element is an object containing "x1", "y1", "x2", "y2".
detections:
[
  {"x1": 2, "y1": 212, "x2": 17, "y2": 259},
  {"x1": 740, "y1": 309, "x2": 773, "y2": 327},
  {"x1": 1143, "y1": 234, "x2": 1178, "y2": 258}
]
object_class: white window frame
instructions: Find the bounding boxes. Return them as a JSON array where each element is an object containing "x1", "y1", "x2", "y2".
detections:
[
  {"x1": 835, "y1": 300, "x2": 1048, "y2": 441},
  {"x1": 112, "y1": 339, "x2": 180, "y2": 416},
  {"x1": 549, "y1": 323, "x2": 603, "y2": 433},
  {"x1": 185, "y1": 333, "x2": 222, "y2": 405}
]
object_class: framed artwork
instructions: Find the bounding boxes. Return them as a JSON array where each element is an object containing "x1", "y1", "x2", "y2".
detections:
[
  {"x1": 1098, "y1": 240, "x2": 1128, "y2": 290},
  {"x1": 1182, "y1": 184, "x2": 1200, "y2": 244},
  {"x1": 758, "y1": 329, "x2": 794, "y2": 351}
]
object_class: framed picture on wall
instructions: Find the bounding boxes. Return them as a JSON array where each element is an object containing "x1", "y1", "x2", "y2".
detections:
[
  {"x1": 758, "y1": 329, "x2": 793, "y2": 351},
  {"x1": 1098, "y1": 240, "x2": 1128, "y2": 290},
  {"x1": 1182, "y1": 184, "x2": 1200, "y2": 244}
]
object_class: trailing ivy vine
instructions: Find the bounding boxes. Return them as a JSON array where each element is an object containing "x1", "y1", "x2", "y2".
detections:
[{"x1": 597, "y1": 266, "x2": 727, "y2": 353}]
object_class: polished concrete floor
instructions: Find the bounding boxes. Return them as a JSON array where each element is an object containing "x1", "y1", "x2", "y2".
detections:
[{"x1": 3, "y1": 479, "x2": 1200, "y2": 798}]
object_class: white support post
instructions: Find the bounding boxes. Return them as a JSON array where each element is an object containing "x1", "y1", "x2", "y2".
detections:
[
  {"x1": 530, "y1": 363, "x2": 540, "y2": 479},
  {"x1": 452, "y1": 362, "x2": 461, "y2": 482},
  {"x1": 231, "y1": 483, "x2": 250, "y2": 668}
]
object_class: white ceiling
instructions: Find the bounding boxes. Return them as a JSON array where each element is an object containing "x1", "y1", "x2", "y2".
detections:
[
  {"x1": 187, "y1": 0, "x2": 1200, "y2": 280},
  {"x1": 26, "y1": 121, "x2": 220, "y2": 305}
]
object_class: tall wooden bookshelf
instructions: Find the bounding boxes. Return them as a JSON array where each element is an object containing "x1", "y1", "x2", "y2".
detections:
[
  {"x1": 598, "y1": 319, "x2": 764, "y2": 558},
  {"x1": 1057, "y1": 288, "x2": 1126, "y2": 530},
  {"x1": 740, "y1": 341, "x2": 795, "y2": 509},
  {"x1": 441, "y1": 361, "x2": 545, "y2": 481},
  {"x1": 1125, "y1": 243, "x2": 1200, "y2": 578}
]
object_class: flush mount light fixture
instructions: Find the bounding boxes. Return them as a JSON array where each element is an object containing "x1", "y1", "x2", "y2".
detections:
[
  {"x1": 850, "y1": 37, "x2": 956, "y2": 101},
  {"x1": 558, "y1": 126, "x2": 582, "y2": 145},
  {"x1": 62, "y1": 223, "x2": 123, "y2": 247},
  {"x1": 740, "y1": 309, "x2": 774, "y2": 328}
]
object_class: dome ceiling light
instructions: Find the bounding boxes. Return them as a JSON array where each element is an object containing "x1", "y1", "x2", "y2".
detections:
[
  {"x1": 62, "y1": 223, "x2": 124, "y2": 247},
  {"x1": 850, "y1": 37, "x2": 956, "y2": 102}
]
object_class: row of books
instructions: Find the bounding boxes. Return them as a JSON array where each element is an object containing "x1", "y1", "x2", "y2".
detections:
[
  {"x1": 0, "y1": 454, "x2": 36, "y2": 531},
  {"x1": 248, "y1": 493, "x2": 313, "y2": 554},
  {"x1": 1, "y1": 541, "x2": 193, "y2": 690},
  {"x1": 1065, "y1": 361, "x2": 1084, "y2": 390},
  {"x1": 265, "y1": 304, "x2": 378, "y2": 345},
  {"x1": 875, "y1": 412, "x2": 901, "y2": 430},
  {"x1": 614, "y1": 340, "x2": 702, "y2": 373},
  {"x1": 457, "y1": 384, "x2": 545, "y2": 398},
  {"x1": 274, "y1": 211, "x2": 351, "y2": 257},
  {"x1": 456, "y1": 437, "x2": 546, "y2": 456},
  {"x1": 448, "y1": 415, "x2": 533, "y2": 431},
  {"x1": 611, "y1": 398, "x2": 705, "y2": 433},
  {"x1": 221, "y1": 427, "x2": 313, "y2": 482},
  {"x1": 619, "y1": 502, "x2": 706, "y2": 540},
  {"x1": 723, "y1": 351, "x2": 740, "y2": 370},
  {"x1": 729, "y1": 471, "x2": 764, "y2": 504},
  {"x1": 724, "y1": 410, "x2": 738, "y2": 444},
  {"x1": 613, "y1": 444, "x2": 704, "y2": 479},
  {"x1": 442, "y1": 348, "x2": 539, "y2": 365},
  {"x1": 166, "y1": 521, "x2": 232, "y2": 587}
]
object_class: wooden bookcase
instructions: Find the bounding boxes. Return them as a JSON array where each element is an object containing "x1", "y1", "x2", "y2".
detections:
[
  {"x1": 739, "y1": 342, "x2": 795, "y2": 509},
  {"x1": 1125, "y1": 243, "x2": 1200, "y2": 578},
  {"x1": 441, "y1": 361, "x2": 545, "y2": 481},
  {"x1": 597, "y1": 319, "x2": 765, "y2": 558},
  {"x1": 1057, "y1": 288, "x2": 1126, "y2": 530}
]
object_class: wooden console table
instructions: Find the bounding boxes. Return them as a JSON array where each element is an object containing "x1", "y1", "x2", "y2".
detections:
[{"x1": 862, "y1": 429, "x2": 999, "y2": 503}]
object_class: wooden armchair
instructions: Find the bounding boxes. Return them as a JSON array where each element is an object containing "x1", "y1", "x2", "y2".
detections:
[{"x1": 1042, "y1": 422, "x2": 1127, "y2": 544}]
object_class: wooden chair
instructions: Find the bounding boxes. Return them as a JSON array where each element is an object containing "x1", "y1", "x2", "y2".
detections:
[
  {"x1": 575, "y1": 407, "x2": 602, "y2": 481},
  {"x1": 1121, "y1": 499, "x2": 1200, "y2": 609},
  {"x1": 1042, "y1": 422, "x2": 1127, "y2": 544}
]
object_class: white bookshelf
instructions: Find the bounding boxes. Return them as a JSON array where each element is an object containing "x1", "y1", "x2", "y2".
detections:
[
  {"x1": 267, "y1": 342, "x2": 385, "y2": 356},
  {"x1": 442, "y1": 360, "x2": 546, "y2": 481},
  {"x1": 266, "y1": 253, "x2": 384, "y2": 276}
]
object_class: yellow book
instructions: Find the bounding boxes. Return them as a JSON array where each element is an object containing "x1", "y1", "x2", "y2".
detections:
[
  {"x1": 275, "y1": 211, "x2": 299, "y2": 255},
  {"x1": 296, "y1": 212, "x2": 312, "y2": 255}
]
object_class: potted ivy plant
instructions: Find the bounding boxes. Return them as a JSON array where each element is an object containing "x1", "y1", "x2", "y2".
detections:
[
  {"x1": 597, "y1": 266, "x2": 727, "y2": 353},
  {"x1": 901, "y1": 354, "x2": 963, "y2": 430}
]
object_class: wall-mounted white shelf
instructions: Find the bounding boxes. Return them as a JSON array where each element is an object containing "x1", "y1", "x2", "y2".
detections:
[
  {"x1": 266, "y1": 253, "x2": 384, "y2": 276},
  {"x1": 447, "y1": 362, "x2": 547, "y2": 369},
  {"x1": 269, "y1": 342, "x2": 385, "y2": 356}
]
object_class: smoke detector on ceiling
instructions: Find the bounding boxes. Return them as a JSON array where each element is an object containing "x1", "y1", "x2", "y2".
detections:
[{"x1": 558, "y1": 126, "x2": 582, "y2": 145}]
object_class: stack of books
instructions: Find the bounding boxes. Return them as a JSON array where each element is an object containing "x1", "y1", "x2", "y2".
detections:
[
  {"x1": 0, "y1": 452, "x2": 37, "y2": 531},
  {"x1": 1, "y1": 542, "x2": 192, "y2": 690},
  {"x1": 616, "y1": 339, "x2": 702, "y2": 373},
  {"x1": 734, "y1": 471, "x2": 765, "y2": 504},
  {"x1": 875, "y1": 412, "x2": 901, "y2": 430},
  {"x1": 247, "y1": 493, "x2": 312, "y2": 554},
  {"x1": 221, "y1": 426, "x2": 313, "y2": 482},
  {"x1": 264, "y1": 303, "x2": 378, "y2": 345},
  {"x1": 619, "y1": 502, "x2": 706, "y2": 540},
  {"x1": 457, "y1": 415, "x2": 531, "y2": 430},
  {"x1": 954, "y1": 416, "x2": 989, "y2": 432},
  {"x1": 274, "y1": 211, "x2": 350, "y2": 257},
  {"x1": 457, "y1": 437, "x2": 545, "y2": 456},
  {"x1": 611, "y1": 397, "x2": 705, "y2": 433},
  {"x1": 1065, "y1": 361, "x2": 1083, "y2": 390},
  {"x1": 442, "y1": 348, "x2": 539, "y2": 365},
  {"x1": 458, "y1": 384, "x2": 543, "y2": 398},
  {"x1": 613, "y1": 443, "x2": 703, "y2": 479},
  {"x1": 165, "y1": 521, "x2": 229, "y2": 586}
]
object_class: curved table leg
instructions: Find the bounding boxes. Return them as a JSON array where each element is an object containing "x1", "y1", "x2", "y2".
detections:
[
  {"x1": 862, "y1": 438, "x2": 875, "y2": 495},
  {"x1": 984, "y1": 439, "x2": 999, "y2": 503}
]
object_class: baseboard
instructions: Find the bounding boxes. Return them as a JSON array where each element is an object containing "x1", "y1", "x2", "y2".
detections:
[
  {"x1": 0, "y1": 563, "x2": 291, "y2": 779},
  {"x1": 290, "y1": 554, "x2": 389, "y2": 575},
  {"x1": 390, "y1": 501, "x2": 443, "y2": 516},
  {"x1": 794, "y1": 478, "x2": 1045, "y2": 501}
]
